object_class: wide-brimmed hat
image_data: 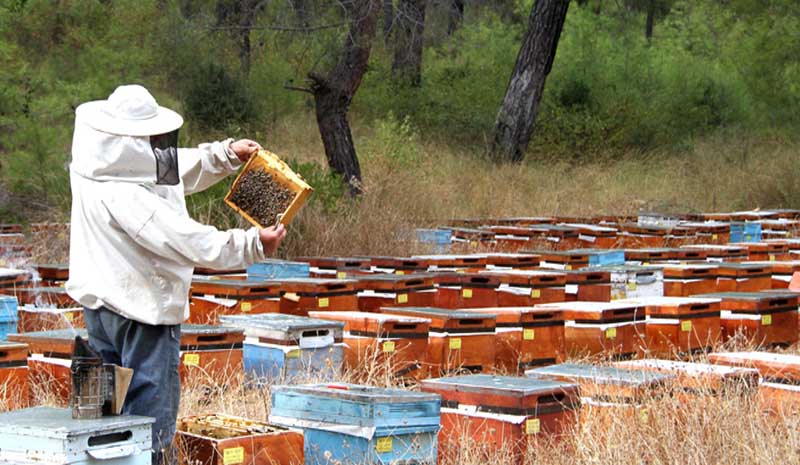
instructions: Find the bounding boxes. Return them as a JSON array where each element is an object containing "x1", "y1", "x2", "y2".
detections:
[{"x1": 76, "y1": 84, "x2": 184, "y2": 137}]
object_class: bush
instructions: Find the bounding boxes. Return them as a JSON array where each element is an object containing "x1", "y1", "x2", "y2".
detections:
[{"x1": 183, "y1": 62, "x2": 255, "y2": 131}]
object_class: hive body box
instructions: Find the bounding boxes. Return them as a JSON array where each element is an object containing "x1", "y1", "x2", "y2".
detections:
[
  {"x1": 411, "y1": 254, "x2": 488, "y2": 272},
  {"x1": 564, "y1": 270, "x2": 612, "y2": 302},
  {"x1": 177, "y1": 414, "x2": 303, "y2": 465},
  {"x1": 683, "y1": 244, "x2": 749, "y2": 262},
  {"x1": 560, "y1": 223, "x2": 620, "y2": 248},
  {"x1": 299, "y1": 257, "x2": 371, "y2": 279},
  {"x1": 179, "y1": 325, "x2": 244, "y2": 386},
  {"x1": 661, "y1": 264, "x2": 719, "y2": 297},
  {"x1": 270, "y1": 278, "x2": 359, "y2": 316},
  {"x1": 715, "y1": 264, "x2": 772, "y2": 292},
  {"x1": 421, "y1": 375, "x2": 580, "y2": 465},
  {"x1": 540, "y1": 249, "x2": 625, "y2": 270},
  {"x1": 480, "y1": 270, "x2": 567, "y2": 307},
  {"x1": 708, "y1": 351, "x2": 800, "y2": 384},
  {"x1": 18, "y1": 305, "x2": 85, "y2": 333},
  {"x1": 696, "y1": 292, "x2": 799, "y2": 346},
  {"x1": 0, "y1": 295, "x2": 18, "y2": 341},
  {"x1": 269, "y1": 384, "x2": 441, "y2": 465},
  {"x1": 534, "y1": 302, "x2": 646, "y2": 359},
  {"x1": 0, "y1": 268, "x2": 31, "y2": 290},
  {"x1": 0, "y1": 341, "x2": 29, "y2": 409},
  {"x1": 0, "y1": 407, "x2": 153, "y2": 465},
  {"x1": 13, "y1": 287, "x2": 77, "y2": 308},
  {"x1": 247, "y1": 259, "x2": 310, "y2": 280},
  {"x1": 352, "y1": 274, "x2": 437, "y2": 311},
  {"x1": 189, "y1": 277, "x2": 281, "y2": 324},
  {"x1": 624, "y1": 248, "x2": 709, "y2": 265},
  {"x1": 34, "y1": 263, "x2": 70, "y2": 287},
  {"x1": 220, "y1": 313, "x2": 344, "y2": 383},
  {"x1": 434, "y1": 273, "x2": 500, "y2": 309},
  {"x1": 458, "y1": 307, "x2": 565, "y2": 372},
  {"x1": 8, "y1": 328, "x2": 86, "y2": 403},
  {"x1": 614, "y1": 359, "x2": 759, "y2": 398},
  {"x1": 380, "y1": 307, "x2": 496, "y2": 375},
  {"x1": 619, "y1": 297, "x2": 722, "y2": 355},
  {"x1": 307, "y1": 311, "x2": 430, "y2": 381},
  {"x1": 597, "y1": 266, "x2": 664, "y2": 301}
]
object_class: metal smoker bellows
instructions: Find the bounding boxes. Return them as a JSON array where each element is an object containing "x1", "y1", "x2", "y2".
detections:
[{"x1": 70, "y1": 336, "x2": 104, "y2": 419}]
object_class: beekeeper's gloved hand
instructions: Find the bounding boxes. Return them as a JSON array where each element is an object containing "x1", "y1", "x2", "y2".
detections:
[
  {"x1": 260, "y1": 224, "x2": 287, "y2": 255},
  {"x1": 230, "y1": 139, "x2": 262, "y2": 162}
]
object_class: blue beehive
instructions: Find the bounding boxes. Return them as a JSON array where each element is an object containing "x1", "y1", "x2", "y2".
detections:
[
  {"x1": 729, "y1": 222, "x2": 762, "y2": 243},
  {"x1": 270, "y1": 383, "x2": 441, "y2": 465},
  {"x1": 220, "y1": 313, "x2": 344, "y2": 384},
  {"x1": 247, "y1": 259, "x2": 310, "y2": 280},
  {"x1": 0, "y1": 295, "x2": 18, "y2": 341},
  {"x1": 585, "y1": 249, "x2": 626, "y2": 267},
  {"x1": 416, "y1": 228, "x2": 452, "y2": 254}
]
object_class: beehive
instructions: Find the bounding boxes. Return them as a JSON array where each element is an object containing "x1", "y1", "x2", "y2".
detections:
[
  {"x1": 352, "y1": 274, "x2": 437, "y2": 311},
  {"x1": 269, "y1": 383, "x2": 441, "y2": 465},
  {"x1": 220, "y1": 313, "x2": 344, "y2": 383},
  {"x1": 308, "y1": 310, "x2": 430, "y2": 380},
  {"x1": 17, "y1": 305, "x2": 85, "y2": 332},
  {"x1": 0, "y1": 341, "x2": 29, "y2": 409},
  {"x1": 661, "y1": 264, "x2": 719, "y2": 297},
  {"x1": 225, "y1": 150, "x2": 312, "y2": 228},
  {"x1": 560, "y1": 223, "x2": 620, "y2": 248},
  {"x1": 434, "y1": 273, "x2": 500, "y2": 309},
  {"x1": 708, "y1": 351, "x2": 800, "y2": 384},
  {"x1": 180, "y1": 324, "x2": 244, "y2": 386},
  {"x1": 298, "y1": 257, "x2": 370, "y2": 279},
  {"x1": 614, "y1": 359, "x2": 759, "y2": 397},
  {"x1": 421, "y1": 375, "x2": 580, "y2": 465},
  {"x1": 598, "y1": 265, "x2": 664, "y2": 300},
  {"x1": 540, "y1": 249, "x2": 625, "y2": 270},
  {"x1": 697, "y1": 292, "x2": 798, "y2": 346},
  {"x1": 715, "y1": 263, "x2": 772, "y2": 292},
  {"x1": 379, "y1": 307, "x2": 496, "y2": 375},
  {"x1": 8, "y1": 328, "x2": 83, "y2": 403},
  {"x1": 271, "y1": 278, "x2": 359, "y2": 316},
  {"x1": 190, "y1": 276, "x2": 281, "y2": 324},
  {"x1": 564, "y1": 269, "x2": 612, "y2": 302},
  {"x1": 479, "y1": 269, "x2": 567, "y2": 307},
  {"x1": 177, "y1": 413, "x2": 303, "y2": 465}
]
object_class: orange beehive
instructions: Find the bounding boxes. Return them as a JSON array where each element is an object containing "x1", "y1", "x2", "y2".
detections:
[
  {"x1": 177, "y1": 413, "x2": 304, "y2": 465},
  {"x1": 459, "y1": 307, "x2": 565, "y2": 372},
  {"x1": 308, "y1": 310, "x2": 430, "y2": 380},
  {"x1": 698, "y1": 293, "x2": 798, "y2": 346},
  {"x1": 434, "y1": 273, "x2": 500, "y2": 309},
  {"x1": 13, "y1": 287, "x2": 77, "y2": 307},
  {"x1": 379, "y1": 307, "x2": 496, "y2": 375},
  {"x1": 421, "y1": 375, "x2": 580, "y2": 465},
  {"x1": 8, "y1": 329, "x2": 81, "y2": 404},
  {"x1": 352, "y1": 274, "x2": 437, "y2": 311},
  {"x1": 298, "y1": 256, "x2": 370, "y2": 279},
  {"x1": 17, "y1": 305, "x2": 84, "y2": 332},
  {"x1": 623, "y1": 297, "x2": 722, "y2": 355},
  {"x1": 708, "y1": 351, "x2": 800, "y2": 384},
  {"x1": 662, "y1": 264, "x2": 719, "y2": 297},
  {"x1": 757, "y1": 382, "x2": 800, "y2": 416},
  {"x1": 179, "y1": 325, "x2": 244, "y2": 386},
  {"x1": 678, "y1": 222, "x2": 731, "y2": 245},
  {"x1": 489, "y1": 225, "x2": 579, "y2": 251},
  {"x1": 272, "y1": 278, "x2": 359, "y2": 316},
  {"x1": 730, "y1": 242, "x2": 791, "y2": 262},
  {"x1": 560, "y1": 223, "x2": 620, "y2": 249},
  {"x1": 564, "y1": 270, "x2": 612, "y2": 302},
  {"x1": 412, "y1": 254, "x2": 488, "y2": 272},
  {"x1": 447, "y1": 227, "x2": 497, "y2": 251},
  {"x1": 480, "y1": 270, "x2": 567, "y2": 307},
  {"x1": 483, "y1": 253, "x2": 542, "y2": 270},
  {"x1": 190, "y1": 277, "x2": 281, "y2": 324},
  {"x1": 0, "y1": 268, "x2": 31, "y2": 290},
  {"x1": 747, "y1": 260, "x2": 800, "y2": 289},
  {"x1": 715, "y1": 264, "x2": 772, "y2": 292},
  {"x1": 0, "y1": 342, "x2": 30, "y2": 409},
  {"x1": 534, "y1": 302, "x2": 646, "y2": 359},
  {"x1": 619, "y1": 223, "x2": 693, "y2": 248},
  {"x1": 624, "y1": 248, "x2": 709, "y2": 264},
  {"x1": 683, "y1": 244, "x2": 749, "y2": 262},
  {"x1": 614, "y1": 359, "x2": 759, "y2": 397},
  {"x1": 363, "y1": 256, "x2": 430, "y2": 275},
  {"x1": 33, "y1": 263, "x2": 70, "y2": 287}
]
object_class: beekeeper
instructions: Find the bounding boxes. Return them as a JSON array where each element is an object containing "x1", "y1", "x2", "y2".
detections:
[{"x1": 66, "y1": 84, "x2": 286, "y2": 464}]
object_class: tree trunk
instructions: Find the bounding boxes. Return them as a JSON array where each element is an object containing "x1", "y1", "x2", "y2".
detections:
[
  {"x1": 383, "y1": 0, "x2": 394, "y2": 44},
  {"x1": 490, "y1": 0, "x2": 570, "y2": 163},
  {"x1": 392, "y1": 0, "x2": 426, "y2": 86},
  {"x1": 310, "y1": 0, "x2": 381, "y2": 195},
  {"x1": 447, "y1": 0, "x2": 464, "y2": 35},
  {"x1": 645, "y1": 0, "x2": 655, "y2": 41}
]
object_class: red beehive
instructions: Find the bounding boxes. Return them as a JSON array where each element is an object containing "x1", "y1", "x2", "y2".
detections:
[
  {"x1": 190, "y1": 277, "x2": 281, "y2": 324},
  {"x1": 177, "y1": 413, "x2": 304, "y2": 465},
  {"x1": 352, "y1": 274, "x2": 437, "y2": 311},
  {"x1": 698, "y1": 292, "x2": 798, "y2": 346},
  {"x1": 0, "y1": 342, "x2": 30, "y2": 409},
  {"x1": 662, "y1": 264, "x2": 720, "y2": 297},
  {"x1": 559, "y1": 223, "x2": 620, "y2": 249},
  {"x1": 715, "y1": 264, "x2": 772, "y2": 292},
  {"x1": 179, "y1": 325, "x2": 244, "y2": 387},
  {"x1": 459, "y1": 307, "x2": 565, "y2": 373},
  {"x1": 730, "y1": 242, "x2": 791, "y2": 262},
  {"x1": 8, "y1": 329, "x2": 81, "y2": 404},
  {"x1": 0, "y1": 268, "x2": 31, "y2": 290},
  {"x1": 271, "y1": 278, "x2": 359, "y2": 316},
  {"x1": 483, "y1": 253, "x2": 542, "y2": 270},
  {"x1": 421, "y1": 375, "x2": 580, "y2": 465},
  {"x1": 564, "y1": 270, "x2": 612, "y2": 302},
  {"x1": 534, "y1": 302, "x2": 646, "y2": 359},
  {"x1": 379, "y1": 307, "x2": 496, "y2": 376},
  {"x1": 746, "y1": 260, "x2": 800, "y2": 289},
  {"x1": 412, "y1": 254, "x2": 488, "y2": 272},
  {"x1": 480, "y1": 270, "x2": 567, "y2": 307},
  {"x1": 708, "y1": 351, "x2": 800, "y2": 415},
  {"x1": 434, "y1": 273, "x2": 500, "y2": 309},
  {"x1": 33, "y1": 263, "x2": 70, "y2": 287},
  {"x1": 308, "y1": 310, "x2": 430, "y2": 380},
  {"x1": 682, "y1": 244, "x2": 749, "y2": 262}
]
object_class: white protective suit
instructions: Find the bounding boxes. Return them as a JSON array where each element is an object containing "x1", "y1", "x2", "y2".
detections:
[{"x1": 66, "y1": 113, "x2": 266, "y2": 325}]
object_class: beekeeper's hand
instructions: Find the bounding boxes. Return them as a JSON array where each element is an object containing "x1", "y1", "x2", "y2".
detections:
[
  {"x1": 230, "y1": 139, "x2": 262, "y2": 162},
  {"x1": 259, "y1": 224, "x2": 287, "y2": 255}
]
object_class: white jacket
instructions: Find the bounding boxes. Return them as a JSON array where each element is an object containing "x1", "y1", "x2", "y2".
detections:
[{"x1": 66, "y1": 116, "x2": 266, "y2": 325}]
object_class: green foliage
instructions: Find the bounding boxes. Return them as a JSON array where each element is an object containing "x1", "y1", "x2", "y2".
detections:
[
  {"x1": 363, "y1": 112, "x2": 422, "y2": 168},
  {"x1": 183, "y1": 62, "x2": 255, "y2": 131},
  {"x1": 288, "y1": 159, "x2": 347, "y2": 214}
]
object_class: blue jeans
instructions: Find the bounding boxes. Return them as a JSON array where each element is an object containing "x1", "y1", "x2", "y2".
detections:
[{"x1": 84, "y1": 307, "x2": 181, "y2": 465}]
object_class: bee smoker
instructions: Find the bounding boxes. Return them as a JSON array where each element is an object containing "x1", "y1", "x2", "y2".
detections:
[{"x1": 70, "y1": 336, "x2": 104, "y2": 419}]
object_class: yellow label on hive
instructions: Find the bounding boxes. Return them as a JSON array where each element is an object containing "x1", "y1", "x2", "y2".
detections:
[
  {"x1": 746, "y1": 235, "x2": 752, "y2": 241},
  {"x1": 762, "y1": 314, "x2": 772, "y2": 326},
  {"x1": 565, "y1": 265, "x2": 573, "y2": 271},
  {"x1": 523, "y1": 329, "x2": 535, "y2": 341},
  {"x1": 449, "y1": 338, "x2": 462, "y2": 350},
  {"x1": 627, "y1": 282, "x2": 637, "y2": 291},
  {"x1": 318, "y1": 297, "x2": 330, "y2": 308},
  {"x1": 530, "y1": 289, "x2": 541, "y2": 299},
  {"x1": 396, "y1": 270, "x2": 405, "y2": 275},
  {"x1": 241, "y1": 302, "x2": 252, "y2": 313},
  {"x1": 712, "y1": 234, "x2": 718, "y2": 241},
  {"x1": 462, "y1": 289, "x2": 473, "y2": 299},
  {"x1": 470, "y1": 241, "x2": 478, "y2": 248},
  {"x1": 183, "y1": 354, "x2": 200, "y2": 367},
  {"x1": 643, "y1": 262, "x2": 650, "y2": 266},
  {"x1": 525, "y1": 418, "x2": 541, "y2": 435},
  {"x1": 382, "y1": 341, "x2": 396, "y2": 353},
  {"x1": 337, "y1": 271, "x2": 347, "y2": 279},
  {"x1": 769, "y1": 254, "x2": 776, "y2": 262},
  {"x1": 639, "y1": 409, "x2": 649, "y2": 423},
  {"x1": 397, "y1": 294, "x2": 408, "y2": 304},
  {"x1": 681, "y1": 321, "x2": 692, "y2": 332},
  {"x1": 223, "y1": 447, "x2": 244, "y2": 465},
  {"x1": 605, "y1": 327, "x2": 617, "y2": 339},
  {"x1": 286, "y1": 349, "x2": 301, "y2": 359},
  {"x1": 376, "y1": 437, "x2": 393, "y2": 453},
  {"x1": 63, "y1": 312, "x2": 74, "y2": 322}
]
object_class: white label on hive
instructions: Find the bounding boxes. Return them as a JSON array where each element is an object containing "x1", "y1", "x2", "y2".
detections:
[
  {"x1": 525, "y1": 418, "x2": 540, "y2": 434},
  {"x1": 223, "y1": 447, "x2": 244, "y2": 465},
  {"x1": 183, "y1": 354, "x2": 200, "y2": 366},
  {"x1": 376, "y1": 437, "x2": 393, "y2": 453}
]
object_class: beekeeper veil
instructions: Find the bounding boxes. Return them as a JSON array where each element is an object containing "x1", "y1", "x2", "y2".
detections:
[{"x1": 71, "y1": 85, "x2": 184, "y2": 185}]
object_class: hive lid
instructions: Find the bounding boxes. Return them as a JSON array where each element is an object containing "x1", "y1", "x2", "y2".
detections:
[
  {"x1": 220, "y1": 313, "x2": 344, "y2": 331},
  {"x1": 422, "y1": 374, "x2": 577, "y2": 396},
  {"x1": 380, "y1": 306, "x2": 496, "y2": 320},
  {"x1": 526, "y1": 363, "x2": 674, "y2": 386},
  {"x1": 10, "y1": 328, "x2": 87, "y2": 341},
  {"x1": 272, "y1": 383, "x2": 439, "y2": 403},
  {"x1": 695, "y1": 292, "x2": 797, "y2": 301},
  {"x1": 181, "y1": 324, "x2": 243, "y2": 335},
  {"x1": 0, "y1": 407, "x2": 153, "y2": 438}
]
